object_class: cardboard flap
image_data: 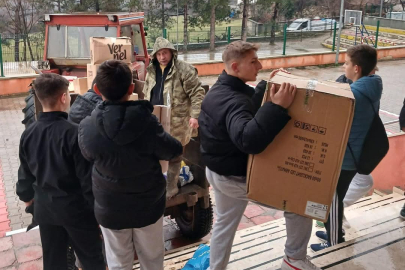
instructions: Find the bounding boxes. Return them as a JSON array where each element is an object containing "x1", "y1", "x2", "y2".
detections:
[{"x1": 270, "y1": 73, "x2": 354, "y2": 99}]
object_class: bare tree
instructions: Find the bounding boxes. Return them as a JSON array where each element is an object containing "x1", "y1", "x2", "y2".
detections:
[
  {"x1": 1, "y1": 0, "x2": 45, "y2": 61},
  {"x1": 400, "y1": 0, "x2": 405, "y2": 10},
  {"x1": 270, "y1": 1, "x2": 279, "y2": 45},
  {"x1": 209, "y1": 1, "x2": 217, "y2": 51},
  {"x1": 189, "y1": 0, "x2": 230, "y2": 51},
  {"x1": 183, "y1": 0, "x2": 189, "y2": 52},
  {"x1": 241, "y1": 0, "x2": 249, "y2": 41}
]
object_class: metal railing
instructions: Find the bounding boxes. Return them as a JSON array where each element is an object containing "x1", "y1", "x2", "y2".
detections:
[{"x1": 0, "y1": 33, "x2": 44, "y2": 76}]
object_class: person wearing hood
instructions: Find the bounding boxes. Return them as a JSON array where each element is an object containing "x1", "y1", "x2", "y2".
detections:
[
  {"x1": 311, "y1": 45, "x2": 383, "y2": 252},
  {"x1": 78, "y1": 60, "x2": 183, "y2": 270},
  {"x1": 143, "y1": 37, "x2": 206, "y2": 198},
  {"x1": 68, "y1": 79, "x2": 102, "y2": 124}
]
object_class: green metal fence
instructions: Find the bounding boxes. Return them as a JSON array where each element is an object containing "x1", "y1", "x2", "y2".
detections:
[{"x1": 0, "y1": 33, "x2": 44, "y2": 76}]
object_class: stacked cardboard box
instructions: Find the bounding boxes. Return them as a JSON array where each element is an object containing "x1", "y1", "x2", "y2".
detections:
[
  {"x1": 87, "y1": 37, "x2": 132, "y2": 90},
  {"x1": 247, "y1": 73, "x2": 355, "y2": 221},
  {"x1": 87, "y1": 64, "x2": 102, "y2": 90},
  {"x1": 73, "y1": 77, "x2": 88, "y2": 95},
  {"x1": 90, "y1": 37, "x2": 132, "y2": 64},
  {"x1": 153, "y1": 105, "x2": 171, "y2": 173}
]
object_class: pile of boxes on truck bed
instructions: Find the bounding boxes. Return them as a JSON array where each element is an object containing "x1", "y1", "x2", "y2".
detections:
[
  {"x1": 247, "y1": 73, "x2": 355, "y2": 222},
  {"x1": 70, "y1": 37, "x2": 134, "y2": 98}
]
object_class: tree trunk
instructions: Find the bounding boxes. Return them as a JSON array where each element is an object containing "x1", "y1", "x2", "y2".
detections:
[
  {"x1": 209, "y1": 4, "x2": 216, "y2": 51},
  {"x1": 270, "y1": 2, "x2": 279, "y2": 45},
  {"x1": 23, "y1": 36, "x2": 27, "y2": 62},
  {"x1": 400, "y1": 0, "x2": 405, "y2": 11},
  {"x1": 183, "y1": 2, "x2": 188, "y2": 52},
  {"x1": 241, "y1": 0, "x2": 248, "y2": 41},
  {"x1": 26, "y1": 35, "x2": 34, "y2": 61},
  {"x1": 14, "y1": 34, "x2": 20, "y2": 61},
  {"x1": 162, "y1": 0, "x2": 165, "y2": 36},
  {"x1": 14, "y1": 4, "x2": 21, "y2": 62},
  {"x1": 19, "y1": 2, "x2": 34, "y2": 60},
  {"x1": 95, "y1": 0, "x2": 100, "y2": 12}
]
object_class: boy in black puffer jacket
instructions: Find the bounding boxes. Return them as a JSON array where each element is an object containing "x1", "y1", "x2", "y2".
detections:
[
  {"x1": 68, "y1": 79, "x2": 102, "y2": 124},
  {"x1": 78, "y1": 60, "x2": 182, "y2": 270}
]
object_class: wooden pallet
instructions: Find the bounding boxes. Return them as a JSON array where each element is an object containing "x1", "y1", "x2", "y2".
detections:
[
  {"x1": 310, "y1": 222, "x2": 405, "y2": 270},
  {"x1": 133, "y1": 190, "x2": 405, "y2": 269}
]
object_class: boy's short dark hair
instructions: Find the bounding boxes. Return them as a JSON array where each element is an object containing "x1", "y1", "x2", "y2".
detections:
[
  {"x1": 33, "y1": 73, "x2": 69, "y2": 107},
  {"x1": 95, "y1": 60, "x2": 132, "y2": 101},
  {"x1": 347, "y1": 45, "x2": 377, "y2": 77}
]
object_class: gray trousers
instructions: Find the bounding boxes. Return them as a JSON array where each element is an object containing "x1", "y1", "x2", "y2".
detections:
[
  {"x1": 100, "y1": 216, "x2": 164, "y2": 270},
  {"x1": 206, "y1": 168, "x2": 312, "y2": 270}
]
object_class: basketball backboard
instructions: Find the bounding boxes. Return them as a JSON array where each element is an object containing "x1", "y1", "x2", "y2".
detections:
[{"x1": 344, "y1": 10, "x2": 362, "y2": 26}]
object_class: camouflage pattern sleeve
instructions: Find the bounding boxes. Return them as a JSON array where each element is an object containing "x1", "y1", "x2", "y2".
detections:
[{"x1": 182, "y1": 66, "x2": 205, "y2": 119}]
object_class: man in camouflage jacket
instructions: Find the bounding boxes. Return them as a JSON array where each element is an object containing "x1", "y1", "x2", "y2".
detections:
[{"x1": 143, "y1": 37, "x2": 205, "y2": 198}]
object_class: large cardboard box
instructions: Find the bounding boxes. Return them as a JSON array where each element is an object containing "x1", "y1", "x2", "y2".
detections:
[
  {"x1": 87, "y1": 64, "x2": 101, "y2": 90},
  {"x1": 153, "y1": 105, "x2": 172, "y2": 173},
  {"x1": 247, "y1": 73, "x2": 355, "y2": 221},
  {"x1": 90, "y1": 37, "x2": 132, "y2": 64},
  {"x1": 73, "y1": 77, "x2": 89, "y2": 95}
]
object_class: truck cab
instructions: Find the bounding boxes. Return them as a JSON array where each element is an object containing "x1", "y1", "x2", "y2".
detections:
[{"x1": 41, "y1": 12, "x2": 149, "y2": 80}]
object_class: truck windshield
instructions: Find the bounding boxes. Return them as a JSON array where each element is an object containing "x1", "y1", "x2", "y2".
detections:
[
  {"x1": 288, "y1": 22, "x2": 302, "y2": 29},
  {"x1": 47, "y1": 26, "x2": 118, "y2": 58}
]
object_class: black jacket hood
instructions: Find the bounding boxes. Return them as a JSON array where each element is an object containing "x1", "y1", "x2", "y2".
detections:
[{"x1": 92, "y1": 100, "x2": 154, "y2": 146}]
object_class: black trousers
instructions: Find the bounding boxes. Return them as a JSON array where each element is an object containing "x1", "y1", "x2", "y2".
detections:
[
  {"x1": 325, "y1": 170, "x2": 357, "y2": 245},
  {"x1": 39, "y1": 223, "x2": 105, "y2": 270}
]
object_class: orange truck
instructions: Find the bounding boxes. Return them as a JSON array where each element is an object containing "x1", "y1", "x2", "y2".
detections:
[{"x1": 37, "y1": 12, "x2": 149, "y2": 80}]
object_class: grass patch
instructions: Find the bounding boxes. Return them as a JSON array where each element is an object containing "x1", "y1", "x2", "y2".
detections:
[{"x1": 146, "y1": 15, "x2": 242, "y2": 46}]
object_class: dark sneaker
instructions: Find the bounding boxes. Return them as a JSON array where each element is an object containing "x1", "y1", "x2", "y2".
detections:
[
  {"x1": 311, "y1": 242, "x2": 331, "y2": 252},
  {"x1": 400, "y1": 204, "x2": 405, "y2": 219},
  {"x1": 315, "y1": 231, "x2": 328, "y2": 242}
]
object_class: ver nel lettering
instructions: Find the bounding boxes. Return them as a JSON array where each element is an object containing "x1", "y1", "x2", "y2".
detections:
[{"x1": 108, "y1": 43, "x2": 128, "y2": 61}]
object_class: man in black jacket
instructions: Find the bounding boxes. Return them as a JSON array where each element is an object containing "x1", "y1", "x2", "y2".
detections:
[
  {"x1": 78, "y1": 60, "x2": 183, "y2": 270},
  {"x1": 16, "y1": 73, "x2": 105, "y2": 270},
  {"x1": 199, "y1": 41, "x2": 320, "y2": 270}
]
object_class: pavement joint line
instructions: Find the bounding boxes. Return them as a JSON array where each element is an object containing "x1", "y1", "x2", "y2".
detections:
[
  {"x1": 379, "y1": 109, "x2": 400, "y2": 118},
  {"x1": 5, "y1": 226, "x2": 38, "y2": 237}
]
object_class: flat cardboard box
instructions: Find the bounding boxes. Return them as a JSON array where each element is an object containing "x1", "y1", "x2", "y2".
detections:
[
  {"x1": 246, "y1": 73, "x2": 355, "y2": 222},
  {"x1": 129, "y1": 93, "x2": 138, "y2": 101},
  {"x1": 87, "y1": 64, "x2": 101, "y2": 90},
  {"x1": 158, "y1": 105, "x2": 171, "y2": 134},
  {"x1": 73, "y1": 77, "x2": 89, "y2": 95},
  {"x1": 152, "y1": 105, "x2": 161, "y2": 121},
  {"x1": 153, "y1": 105, "x2": 171, "y2": 173},
  {"x1": 90, "y1": 37, "x2": 132, "y2": 64}
]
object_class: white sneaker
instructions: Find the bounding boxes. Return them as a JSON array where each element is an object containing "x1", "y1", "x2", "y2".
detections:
[
  {"x1": 342, "y1": 214, "x2": 351, "y2": 229},
  {"x1": 281, "y1": 255, "x2": 321, "y2": 270}
]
